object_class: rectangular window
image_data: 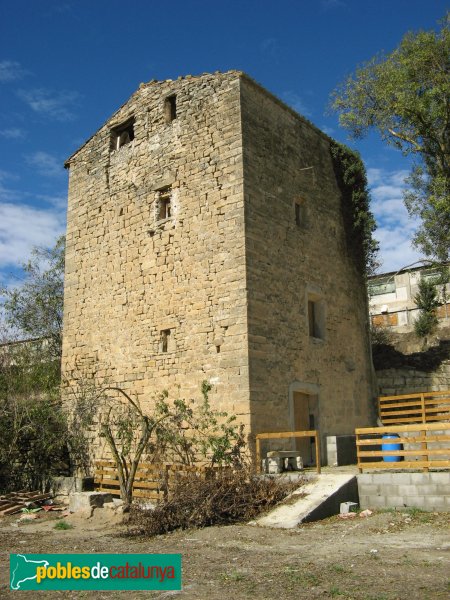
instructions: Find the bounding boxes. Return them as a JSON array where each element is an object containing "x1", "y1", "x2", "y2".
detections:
[
  {"x1": 164, "y1": 95, "x2": 177, "y2": 123},
  {"x1": 110, "y1": 118, "x2": 135, "y2": 151},
  {"x1": 294, "y1": 200, "x2": 306, "y2": 227},
  {"x1": 157, "y1": 186, "x2": 172, "y2": 220},
  {"x1": 308, "y1": 296, "x2": 326, "y2": 340},
  {"x1": 160, "y1": 329, "x2": 171, "y2": 353},
  {"x1": 368, "y1": 277, "x2": 396, "y2": 296}
]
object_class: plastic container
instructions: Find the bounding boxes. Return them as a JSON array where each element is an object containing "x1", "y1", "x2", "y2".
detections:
[{"x1": 382, "y1": 433, "x2": 403, "y2": 462}]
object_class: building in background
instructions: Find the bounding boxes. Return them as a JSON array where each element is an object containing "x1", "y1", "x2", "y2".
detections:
[{"x1": 369, "y1": 263, "x2": 450, "y2": 332}]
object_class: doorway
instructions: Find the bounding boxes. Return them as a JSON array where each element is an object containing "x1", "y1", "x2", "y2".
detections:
[{"x1": 293, "y1": 391, "x2": 319, "y2": 466}]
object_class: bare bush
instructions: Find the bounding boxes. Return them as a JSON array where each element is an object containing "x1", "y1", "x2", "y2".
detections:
[{"x1": 128, "y1": 467, "x2": 301, "y2": 537}]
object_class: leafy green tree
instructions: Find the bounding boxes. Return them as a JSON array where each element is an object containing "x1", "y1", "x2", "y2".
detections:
[
  {"x1": 331, "y1": 14, "x2": 450, "y2": 261},
  {"x1": 0, "y1": 236, "x2": 67, "y2": 492},
  {"x1": 1, "y1": 235, "x2": 65, "y2": 360},
  {"x1": 414, "y1": 277, "x2": 440, "y2": 338}
]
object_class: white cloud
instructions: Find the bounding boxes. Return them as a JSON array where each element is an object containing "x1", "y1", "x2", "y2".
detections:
[
  {"x1": 0, "y1": 202, "x2": 65, "y2": 274},
  {"x1": 26, "y1": 151, "x2": 64, "y2": 177},
  {"x1": 0, "y1": 127, "x2": 26, "y2": 140},
  {"x1": 282, "y1": 91, "x2": 312, "y2": 118},
  {"x1": 260, "y1": 38, "x2": 279, "y2": 58},
  {"x1": 369, "y1": 168, "x2": 422, "y2": 273},
  {"x1": 320, "y1": 125, "x2": 335, "y2": 137},
  {"x1": 17, "y1": 88, "x2": 80, "y2": 121},
  {"x1": 0, "y1": 60, "x2": 26, "y2": 82}
]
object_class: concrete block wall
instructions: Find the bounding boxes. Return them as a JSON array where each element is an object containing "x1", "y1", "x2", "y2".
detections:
[{"x1": 358, "y1": 472, "x2": 450, "y2": 512}]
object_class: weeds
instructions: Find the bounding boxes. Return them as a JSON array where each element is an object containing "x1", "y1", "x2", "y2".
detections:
[{"x1": 54, "y1": 520, "x2": 73, "y2": 530}]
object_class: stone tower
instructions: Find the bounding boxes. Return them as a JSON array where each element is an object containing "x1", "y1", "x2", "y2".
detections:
[{"x1": 63, "y1": 71, "x2": 375, "y2": 463}]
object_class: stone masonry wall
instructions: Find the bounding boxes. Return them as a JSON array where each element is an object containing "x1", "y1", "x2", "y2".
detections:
[
  {"x1": 63, "y1": 71, "x2": 376, "y2": 462},
  {"x1": 63, "y1": 72, "x2": 251, "y2": 457},
  {"x1": 239, "y1": 75, "x2": 376, "y2": 445},
  {"x1": 376, "y1": 362, "x2": 450, "y2": 397}
]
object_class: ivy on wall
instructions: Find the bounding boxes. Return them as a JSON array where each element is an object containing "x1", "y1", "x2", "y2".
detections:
[{"x1": 330, "y1": 141, "x2": 379, "y2": 277}]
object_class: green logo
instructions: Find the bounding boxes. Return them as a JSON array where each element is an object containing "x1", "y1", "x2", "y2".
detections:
[{"x1": 10, "y1": 554, "x2": 182, "y2": 590}]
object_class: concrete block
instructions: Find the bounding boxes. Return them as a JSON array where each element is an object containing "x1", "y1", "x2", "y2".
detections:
[
  {"x1": 418, "y1": 485, "x2": 438, "y2": 496},
  {"x1": 429, "y1": 472, "x2": 450, "y2": 484},
  {"x1": 368, "y1": 473, "x2": 394, "y2": 485},
  {"x1": 357, "y1": 474, "x2": 373, "y2": 484},
  {"x1": 358, "y1": 495, "x2": 369, "y2": 509},
  {"x1": 386, "y1": 496, "x2": 405, "y2": 508},
  {"x1": 380, "y1": 484, "x2": 399, "y2": 496},
  {"x1": 398, "y1": 485, "x2": 420, "y2": 497},
  {"x1": 340, "y1": 501, "x2": 358, "y2": 514},
  {"x1": 267, "y1": 457, "x2": 282, "y2": 474},
  {"x1": 366, "y1": 496, "x2": 387, "y2": 509},
  {"x1": 409, "y1": 473, "x2": 432, "y2": 485},
  {"x1": 379, "y1": 472, "x2": 411, "y2": 485},
  {"x1": 69, "y1": 492, "x2": 114, "y2": 513},
  {"x1": 358, "y1": 483, "x2": 381, "y2": 495},
  {"x1": 52, "y1": 476, "x2": 95, "y2": 497},
  {"x1": 423, "y1": 496, "x2": 445, "y2": 509},
  {"x1": 403, "y1": 496, "x2": 425, "y2": 508}
]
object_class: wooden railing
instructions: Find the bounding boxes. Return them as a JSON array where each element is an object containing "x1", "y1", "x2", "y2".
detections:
[
  {"x1": 378, "y1": 390, "x2": 450, "y2": 425},
  {"x1": 255, "y1": 430, "x2": 321, "y2": 474},
  {"x1": 356, "y1": 423, "x2": 450, "y2": 472},
  {"x1": 94, "y1": 461, "x2": 219, "y2": 501}
]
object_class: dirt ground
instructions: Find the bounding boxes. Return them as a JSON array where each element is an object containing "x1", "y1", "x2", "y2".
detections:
[{"x1": 0, "y1": 507, "x2": 449, "y2": 600}]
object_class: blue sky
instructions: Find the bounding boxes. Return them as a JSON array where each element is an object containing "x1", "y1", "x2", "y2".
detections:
[{"x1": 0, "y1": 0, "x2": 447, "y2": 289}]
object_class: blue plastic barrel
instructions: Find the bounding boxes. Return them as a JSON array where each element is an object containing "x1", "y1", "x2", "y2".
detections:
[{"x1": 382, "y1": 434, "x2": 403, "y2": 462}]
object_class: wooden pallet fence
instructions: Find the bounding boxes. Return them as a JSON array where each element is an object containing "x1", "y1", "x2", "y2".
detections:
[
  {"x1": 94, "y1": 461, "x2": 224, "y2": 501},
  {"x1": 94, "y1": 461, "x2": 168, "y2": 501},
  {"x1": 356, "y1": 423, "x2": 450, "y2": 472},
  {"x1": 378, "y1": 390, "x2": 450, "y2": 425},
  {"x1": 255, "y1": 430, "x2": 321, "y2": 474}
]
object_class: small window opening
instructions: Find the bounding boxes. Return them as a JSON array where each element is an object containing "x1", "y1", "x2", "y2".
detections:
[
  {"x1": 308, "y1": 297, "x2": 325, "y2": 340},
  {"x1": 164, "y1": 95, "x2": 177, "y2": 123},
  {"x1": 295, "y1": 201, "x2": 305, "y2": 227},
  {"x1": 157, "y1": 186, "x2": 172, "y2": 220},
  {"x1": 216, "y1": 345, "x2": 221, "y2": 353},
  {"x1": 119, "y1": 207, "x2": 124, "y2": 216},
  {"x1": 160, "y1": 329, "x2": 171, "y2": 353},
  {"x1": 110, "y1": 118, "x2": 135, "y2": 151}
]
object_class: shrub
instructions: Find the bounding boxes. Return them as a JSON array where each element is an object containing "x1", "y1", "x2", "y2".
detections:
[{"x1": 128, "y1": 466, "x2": 300, "y2": 537}]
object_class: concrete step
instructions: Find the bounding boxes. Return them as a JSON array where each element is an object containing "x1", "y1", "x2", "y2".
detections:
[{"x1": 254, "y1": 472, "x2": 358, "y2": 528}]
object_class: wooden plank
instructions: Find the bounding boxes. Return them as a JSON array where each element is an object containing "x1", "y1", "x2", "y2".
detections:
[
  {"x1": 256, "y1": 430, "x2": 317, "y2": 439},
  {"x1": 380, "y1": 408, "x2": 424, "y2": 417},
  {"x1": 0, "y1": 504, "x2": 25, "y2": 516},
  {"x1": 95, "y1": 487, "x2": 121, "y2": 496},
  {"x1": 358, "y1": 460, "x2": 450, "y2": 470},
  {"x1": 256, "y1": 437, "x2": 261, "y2": 474},
  {"x1": 132, "y1": 481, "x2": 162, "y2": 490},
  {"x1": 314, "y1": 432, "x2": 321, "y2": 474},
  {"x1": 380, "y1": 415, "x2": 439, "y2": 424},
  {"x1": 357, "y1": 435, "x2": 450, "y2": 445},
  {"x1": 380, "y1": 401, "x2": 423, "y2": 410},
  {"x1": 358, "y1": 449, "x2": 450, "y2": 457},
  {"x1": 379, "y1": 390, "x2": 450, "y2": 401},
  {"x1": 356, "y1": 423, "x2": 450, "y2": 434}
]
